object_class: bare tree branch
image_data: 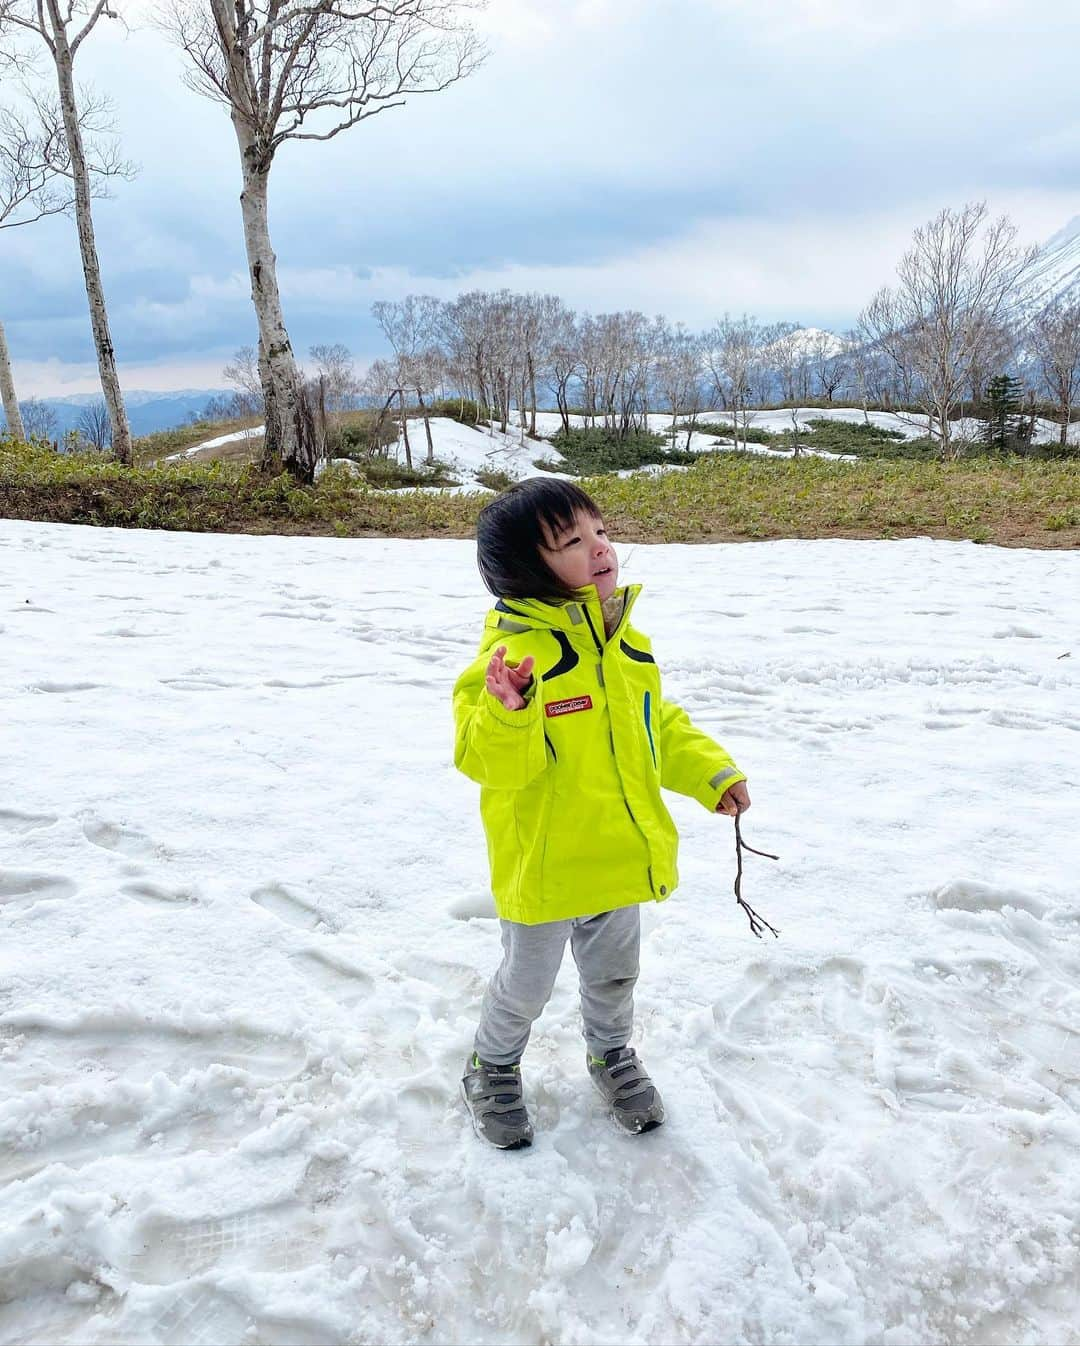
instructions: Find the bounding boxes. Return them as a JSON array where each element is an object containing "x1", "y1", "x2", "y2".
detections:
[{"x1": 159, "y1": 0, "x2": 485, "y2": 480}]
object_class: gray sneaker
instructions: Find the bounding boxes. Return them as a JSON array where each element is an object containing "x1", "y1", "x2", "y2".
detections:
[
  {"x1": 588, "y1": 1046, "x2": 665, "y2": 1133},
  {"x1": 461, "y1": 1053, "x2": 534, "y2": 1149}
]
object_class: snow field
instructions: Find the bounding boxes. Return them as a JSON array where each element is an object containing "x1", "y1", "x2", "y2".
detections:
[
  {"x1": 177, "y1": 405, "x2": 1078, "y2": 495},
  {"x1": 0, "y1": 521, "x2": 1078, "y2": 1345}
]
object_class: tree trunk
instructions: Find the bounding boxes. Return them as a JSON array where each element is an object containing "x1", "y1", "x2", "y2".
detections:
[
  {"x1": 556, "y1": 380, "x2": 570, "y2": 434},
  {"x1": 416, "y1": 387, "x2": 434, "y2": 464},
  {"x1": 528, "y1": 352, "x2": 538, "y2": 437},
  {"x1": 937, "y1": 408, "x2": 952, "y2": 461},
  {"x1": 371, "y1": 390, "x2": 397, "y2": 455},
  {"x1": 235, "y1": 158, "x2": 318, "y2": 480},
  {"x1": 0, "y1": 321, "x2": 26, "y2": 442},
  {"x1": 47, "y1": 4, "x2": 132, "y2": 465},
  {"x1": 399, "y1": 389, "x2": 413, "y2": 469}
]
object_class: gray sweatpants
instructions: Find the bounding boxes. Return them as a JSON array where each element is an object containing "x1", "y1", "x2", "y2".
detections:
[{"x1": 473, "y1": 906, "x2": 640, "y2": 1065}]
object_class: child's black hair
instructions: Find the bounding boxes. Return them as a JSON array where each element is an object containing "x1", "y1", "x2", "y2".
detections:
[{"x1": 476, "y1": 477, "x2": 603, "y2": 602}]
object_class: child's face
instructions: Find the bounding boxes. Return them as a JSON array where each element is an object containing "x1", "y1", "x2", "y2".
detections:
[{"x1": 540, "y1": 509, "x2": 619, "y2": 601}]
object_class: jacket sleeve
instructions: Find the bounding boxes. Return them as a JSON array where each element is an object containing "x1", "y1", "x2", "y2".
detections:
[
  {"x1": 452, "y1": 652, "x2": 548, "y2": 790},
  {"x1": 658, "y1": 696, "x2": 746, "y2": 811}
]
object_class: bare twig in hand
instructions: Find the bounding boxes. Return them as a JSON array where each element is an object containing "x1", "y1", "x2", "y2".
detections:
[{"x1": 733, "y1": 811, "x2": 780, "y2": 939}]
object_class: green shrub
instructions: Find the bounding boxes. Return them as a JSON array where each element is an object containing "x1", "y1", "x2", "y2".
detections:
[
  {"x1": 425, "y1": 397, "x2": 482, "y2": 426},
  {"x1": 547, "y1": 427, "x2": 704, "y2": 475},
  {"x1": 687, "y1": 421, "x2": 777, "y2": 445},
  {"x1": 354, "y1": 457, "x2": 457, "y2": 489},
  {"x1": 474, "y1": 467, "x2": 516, "y2": 491},
  {"x1": 803, "y1": 418, "x2": 907, "y2": 442},
  {"x1": 327, "y1": 416, "x2": 399, "y2": 458}
]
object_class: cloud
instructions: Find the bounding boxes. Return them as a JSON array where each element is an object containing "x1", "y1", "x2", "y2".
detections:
[
  {"x1": 5, "y1": 0, "x2": 1080, "y2": 395},
  {"x1": 13, "y1": 187, "x2": 1077, "y2": 396}
]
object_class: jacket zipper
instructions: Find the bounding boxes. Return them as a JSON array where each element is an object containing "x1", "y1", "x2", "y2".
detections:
[{"x1": 582, "y1": 605, "x2": 604, "y2": 655}]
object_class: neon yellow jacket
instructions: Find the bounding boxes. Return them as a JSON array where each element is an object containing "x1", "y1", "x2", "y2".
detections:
[{"x1": 452, "y1": 584, "x2": 745, "y2": 924}]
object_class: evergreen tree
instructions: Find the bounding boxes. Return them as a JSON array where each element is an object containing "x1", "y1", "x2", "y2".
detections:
[{"x1": 980, "y1": 374, "x2": 1025, "y2": 451}]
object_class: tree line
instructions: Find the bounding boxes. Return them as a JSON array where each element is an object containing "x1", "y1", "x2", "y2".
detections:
[
  {"x1": 2, "y1": 4, "x2": 1078, "y2": 475},
  {"x1": 219, "y1": 204, "x2": 1080, "y2": 469},
  {"x1": 0, "y1": 0, "x2": 483, "y2": 477}
]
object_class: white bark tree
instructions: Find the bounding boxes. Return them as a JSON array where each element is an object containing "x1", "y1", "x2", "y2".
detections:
[
  {"x1": 371, "y1": 295, "x2": 442, "y2": 461},
  {"x1": 806, "y1": 329, "x2": 848, "y2": 401},
  {"x1": 165, "y1": 0, "x2": 483, "y2": 481},
  {"x1": 309, "y1": 342, "x2": 359, "y2": 414},
  {"x1": 0, "y1": 319, "x2": 23, "y2": 438},
  {"x1": 546, "y1": 305, "x2": 580, "y2": 435},
  {"x1": 1028, "y1": 300, "x2": 1080, "y2": 447},
  {"x1": 20, "y1": 394, "x2": 58, "y2": 439},
  {"x1": 860, "y1": 203, "x2": 1038, "y2": 459},
  {"x1": 76, "y1": 395, "x2": 110, "y2": 450},
  {"x1": 1, "y1": 77, "x2": 131, "y2": 444},
  {"x1": 702, "y1": 315, "x2": 763, "y2": 451},
  {"x1": 221, "y1": 343, "x2": 263, "y2": 415},
  {"x1": 655, "y1": 323, "x2": 704, "y2": 449},
  {"x1": 759, "y1": 320, "x2": 800, "y2": 403},
  {"x1": 0, "y1": 1, "x2": 136, "y2": 462}
]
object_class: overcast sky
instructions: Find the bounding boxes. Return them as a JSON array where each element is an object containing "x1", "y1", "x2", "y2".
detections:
[{"x1": 4, "y1": 0, "x2": 1080, "y2": 395}]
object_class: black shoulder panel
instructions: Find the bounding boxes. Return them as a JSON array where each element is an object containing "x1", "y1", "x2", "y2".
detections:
[
  {"x1": 542, "y1": 630, "x2": 580, "y2": 681},
  {"x1": 619, "y1": 637, "x2": 655, "y2": 664}
]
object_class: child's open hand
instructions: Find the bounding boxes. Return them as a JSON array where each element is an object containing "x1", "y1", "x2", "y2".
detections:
[
  {"x1": 716, "y1": 781, "x2": 751, "y2": 816},
  {"x1": 485, "y1": 645, "x2": 535, "y2": 711}
]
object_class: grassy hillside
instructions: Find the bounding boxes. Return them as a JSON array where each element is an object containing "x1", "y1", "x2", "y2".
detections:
[{"x1": 3, "y1": 435, "x2": 1077, "y2": 548}]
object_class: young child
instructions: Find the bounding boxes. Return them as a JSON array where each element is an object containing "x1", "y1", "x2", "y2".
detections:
[{"x1": 453, "y1": 478, "x2": 750, "y2": 1148}]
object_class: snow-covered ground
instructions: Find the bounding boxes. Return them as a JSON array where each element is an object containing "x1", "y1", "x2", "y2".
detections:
[
  {"x1": 163, "y1": 426, "x2": 264, "y2": 463},
  {"x1": 2, "y1": 521, "x2": 1078, "y2": 1346},
  {"x1": 168, "y1": 406, "x2": 1078, "y2": 494}
]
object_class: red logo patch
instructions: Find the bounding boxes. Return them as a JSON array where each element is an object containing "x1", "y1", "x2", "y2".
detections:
[{"x1": 545, "y1": 695, "x2": 593, "y2": 718}]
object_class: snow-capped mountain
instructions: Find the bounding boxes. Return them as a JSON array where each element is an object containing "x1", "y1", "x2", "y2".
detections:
[{"x1": 1027, "y1": 215, "x2": 1080, "y2": 312}]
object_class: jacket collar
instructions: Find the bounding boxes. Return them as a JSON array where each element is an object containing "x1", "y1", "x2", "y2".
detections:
[{"x1": 484, "y1": 583, "x2": 642, "y2": 648}]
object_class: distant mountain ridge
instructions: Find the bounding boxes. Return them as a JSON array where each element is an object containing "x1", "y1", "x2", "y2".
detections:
[
  {"x1": 17, "y1": 389, "x2": 227, "y2": 439},
  {"x1": 1025, "y1": 214, "x2": 1080, "y2": 314}
]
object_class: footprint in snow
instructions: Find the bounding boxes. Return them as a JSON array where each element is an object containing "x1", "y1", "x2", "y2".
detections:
[
  {"x1": 250, "y1": 882, "x2": 338, "y2": 932},
  {"x1": 931, "y1": 877, "x2": 1048, "y2": 918},
  {"x1": 290, "y1": 947, "x2": 373, "y2": 1005},
  {"x1": 83, "y1": 819, "x2": 161, "y2": 861},
  {"x1": 0, "y1": 868, "x2": 77, "y2": 907},
  {"x1": 2, "y1": 1018, "x2": 307, "y2": 1088},
  {"x1": 151, "y1": 1286, "x2": 250, "y2": 1346},
  {"x1": 0, "y1": 807, "x2": 58, "y2": 834},
  {"x1": 161, "y1": 675, "x2": 234, "y2": 692},
  {"x1": 30, "y1": 680, "x2": 100, "y2": 694},
  {"x1": 121, "y1": 879, "x2": 199, "y2": 907},
  {"x1": 992, "y1": 624, "x2": 1042, "y2": 639},
  {"x1": 127, "y1": 1202, "x2": 325, "y2": 1285}
]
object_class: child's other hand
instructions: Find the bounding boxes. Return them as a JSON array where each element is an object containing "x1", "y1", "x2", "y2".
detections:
[
  {"x1": 485, "y1": 645, "x2": 535, "y2": 710},
  {"x1": 716, "y1": 781, "x2": 751, "y2": 816}
]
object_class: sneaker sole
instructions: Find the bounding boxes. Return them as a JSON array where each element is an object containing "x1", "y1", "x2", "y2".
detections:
[{"x1": 460, "y1": 1080, "x2": 533, "y2": 1150}]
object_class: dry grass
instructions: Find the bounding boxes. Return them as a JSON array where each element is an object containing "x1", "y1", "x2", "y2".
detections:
[{"x1": 2, "y1": 438, "x2": 1077, "y2": 549}]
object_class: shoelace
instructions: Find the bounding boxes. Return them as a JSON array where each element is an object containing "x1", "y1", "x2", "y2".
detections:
[{"x1": 733, "y1": 812, "x2": 780, "y2": 939}]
